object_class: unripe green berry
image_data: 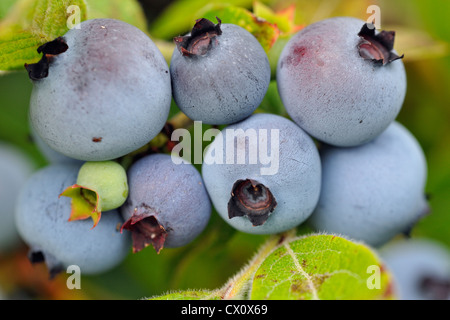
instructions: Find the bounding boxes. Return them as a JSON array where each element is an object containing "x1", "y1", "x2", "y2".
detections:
[{"x1": 60, "y1": 161, "x2": 128, "y2": 228}]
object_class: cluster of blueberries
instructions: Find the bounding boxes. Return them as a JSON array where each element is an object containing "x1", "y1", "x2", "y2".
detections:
[{"x1": 10, "y1": 16, "x2": 427, "y2": 277}]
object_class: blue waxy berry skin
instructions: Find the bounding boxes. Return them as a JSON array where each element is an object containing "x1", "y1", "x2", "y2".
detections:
[
  {"x1": 170, "y1": 19, "x2": 271, "y2": 125},
  {"x1": 0, "y1": 142, "x2": 34, "y2": 253},
  {"x1": 277, "y1": 17, "x2": 407, "y2": 147},
  {"x1": 380, "y1": 239, "x2": 450, "y2": 300},
  {"x1": 15, "y1": 164, "x2": 131, "y2": 276},
  {"x1": 30, "y1": 123, "x2": 82, "y2": 165},
  {"x1": 308, "y1": 121, "x2": 428, "y2": 247},
  {"x1": 201, "y1": 113, "x2": 322, "y2": 234},
  {"x1": 120, "y1": 154, "x2": 211, "y2": 253},
  {"x1": 28, "y1": 18, "x2": 172, "y2": 161}
]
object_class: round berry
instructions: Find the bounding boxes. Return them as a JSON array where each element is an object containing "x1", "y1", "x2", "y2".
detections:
[
  {"x1": 277, "y1": 17, "x2": 406, "y2": 147},
  {"x1": 170, "y1": 17, "x2": 271, "y2": 125},
  {"x1": 0, "y1": 142, "x2": 34, "y2": 252},
  {"x1": 381, "y1": 239, "x2": 450, "y2": 300},
  {"x1": 120, "y1": 154, "x2": 211, "y2": 253},
  {"x1": 27, "y1": 18, "x2": 172, "y2": 161},
  {"x1": 201, "y1": 113, "x2": 321, "y2": 234},
  {"x1": 15, "y1": 164, "x2": 131, "y2": 276},
  {"x1": 308, "y1": 121, "x2": 428, "y2": 247}
]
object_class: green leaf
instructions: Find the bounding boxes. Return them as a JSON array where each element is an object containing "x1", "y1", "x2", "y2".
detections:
[
  {"x1": 253, "y1": 1, "x2": 302, "y2": 35},
  {"x1": 388, "y1": 25, "x2": 449, "y2": 61},
  {"x1": 0, "y1": 0, "x2": 148, "y2": 72},
  {"x1": 86, "y1": 0, "x2": 147, "y2": 32},
  {"x1": 148, "y1": 0, "x2": 256, "y2": 40},
  {"x1": 290, "y1": 0, "x2": 374, "y2": 26},
  {"x1": 0, "y1": 0, "x2": 17, "y2": 20},
  {"x1": 250, "y1": 234, "x2": 394, "y2": 300},
  {"x1": 0, "y1": 31, "x2": 44, "y2": 71},
  {"x1": 250, "y1": 3, "x2": 303, "y2": 77},
  {"x1": 149, "y1": 290, "x2": 221, "y2": 300},
  {"x1": 0, "y1": 0, "x2": 88, "y2": 71},
  {"x1": 198, "y1": 4, "x2": 279, "y2": 52}
]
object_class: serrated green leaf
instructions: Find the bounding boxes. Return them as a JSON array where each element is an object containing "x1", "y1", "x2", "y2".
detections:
[
  {"x1": 149, "y1": 290, "x2": 221, "y2": 300},
  {"x1": 0, "y1": 0, "x2": 148, "y2": 72},
  {"x1": 250, "y1": 234, "x2": 395, "y2": 300},
  {"x1": 0, "y1": 31, "x2": 43, "y2": 70},
  {"x1": 198, "y1": 5, "x2": 279, "y2": 52},
  {"x1": 0, "y1": 0, "x2": 88, "y2": 71}
]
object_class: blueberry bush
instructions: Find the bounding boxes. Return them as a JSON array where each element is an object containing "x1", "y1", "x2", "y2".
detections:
[{"x1": 0, "y1": 0, "x2": 449, "y2": 300}]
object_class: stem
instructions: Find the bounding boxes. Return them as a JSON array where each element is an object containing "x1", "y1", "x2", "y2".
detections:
[{"x1": 218, "y1": 228, "x2": 297, "y2": 300}]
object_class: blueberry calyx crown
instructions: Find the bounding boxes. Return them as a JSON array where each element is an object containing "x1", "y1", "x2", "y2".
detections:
[
  {"x1": 419, "y1": 275, "x2": 450, "y2": 300},
  {"x1": 174, "y1": 17, "x2": 222, "y2": 57},
  {"x1": 28, "y1": 249, "x2": 64, "y2": 279},
  {"x1": 121, "y1": 204, "x2": 168, "y2": 254},
  {"x1": 228, "y1": 179, "x2": 277, "y2": 226},
  {"x1": 357, "y1": 23, "x2": 404, "y2": 65},
  {"x1": 59, "y1": 184, "x2": 102, "y2": 229},
  {"x1": 25, "y1": 37, "x2": 68, "y2": 80}
]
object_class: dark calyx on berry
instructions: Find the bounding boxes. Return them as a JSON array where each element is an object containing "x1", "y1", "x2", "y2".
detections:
[
  {"x1": 228, "y1": 179, "x2": 277, "y2": 226},
  {"x1": 121, "y1": 205, "x2": 168, "y2": 254},
  {"x1": 174, "y1": 17, "x2": 222, "y2": 57},
  {"x1": 420, "y1": 275, "x2": 450, "y2": 300},
  {"x1": 25, "y1": 37, "x2": 68, "y2": 80},
  {"x1": 28, "y1": 250, "x2": 64, "y2": 279},
  {"x1": 357, "y1": 23, "x2": 404, "y2": 65}
]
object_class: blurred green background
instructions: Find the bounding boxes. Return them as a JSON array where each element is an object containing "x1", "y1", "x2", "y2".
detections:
[{"x1": 0, "y1": 0, "x2": 449, "y2": 299}]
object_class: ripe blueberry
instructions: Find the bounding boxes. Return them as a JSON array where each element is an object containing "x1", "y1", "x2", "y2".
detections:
[
  {"x1": 120, "y1": 154, "x2": 211, "y2": 253},
  {"x1": 0, "y1": 142, "x2": 34, "y2": 253},
  {"x1": 277, "y1": 17, "x2": 406, "y2": 146},
  {"x1": 27, "y1": 19, "x2": 172, "y2": 161},
  {"x1": 170, "y1": 17, "x2": 271, "y2": 125},
  {"x1": 381, "y1": 239, "x2": 450, "y2": 300},
  {"x1": 201, "y1": 113, "x2": 321, "y2": 234},
  {"x1": 30, "y1": 123, "x2": 82, "y2": 165},
  {"x1": 308, "y1": 121, "x2": 429, "y2": 247},
  {"x1": 15, "y1": 164, "x2": 131, "y2": 277}
]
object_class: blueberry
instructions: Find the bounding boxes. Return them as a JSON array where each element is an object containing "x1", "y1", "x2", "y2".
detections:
[
  {"x1": 380, "y1": 239, "x2": 450, "y2": 300},
  {"x1": 277, "y1": 17, "x2": 407, "y2": 147},
  {"x1": 120, "y1": 154, "x2": 211, "y2": 253},
  {"x1": 15, "y1": 164, "x2": 131, "y2": 276},
  {"x1": 308, "y1": 121, "x2": 429, "y2": 247},
  {"x1": 0, "y1": 142, "x2": 34, "y2": 253},
  {"x1": 30, "y1": 123, "x2": 82, "y2": 165},
  {"x1": 201, "y1": 113, "x2": 321, "y2": 234},
  {"x1": 27, "y1": 19, "x2": 172, "y2": 161},
  {"x1": 170, "y1": 17, "x2": 271, "y2": 125}
]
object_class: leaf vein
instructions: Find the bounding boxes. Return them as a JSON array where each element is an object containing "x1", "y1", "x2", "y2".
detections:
[{"x1": 284, "y1": 243, "x2": 319, "y2": 300}]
